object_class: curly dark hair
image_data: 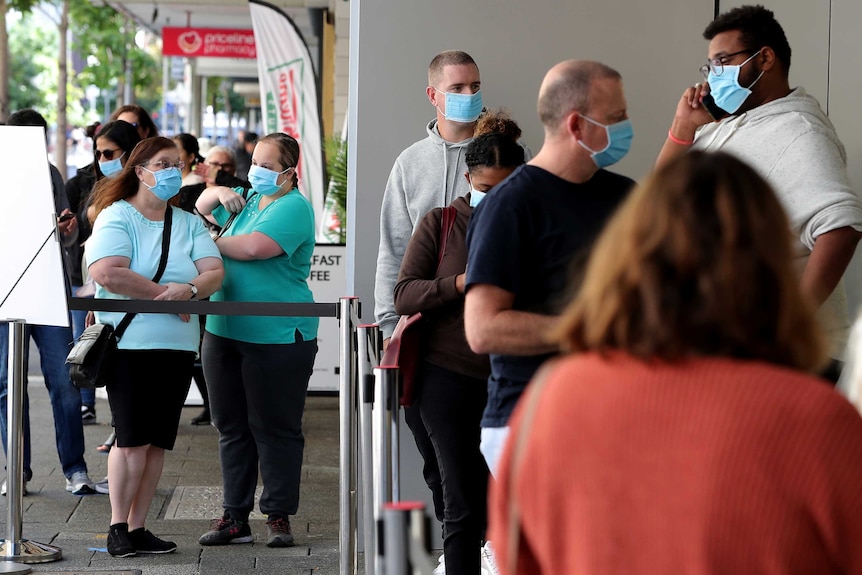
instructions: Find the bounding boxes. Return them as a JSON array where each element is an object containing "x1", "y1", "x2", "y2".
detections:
[
  {"x1": 704, "y1": 5, "x2": 791, "y2": 73},
  {"x1": 465, "y1": 110, "x2": 524, "y2": 174}
]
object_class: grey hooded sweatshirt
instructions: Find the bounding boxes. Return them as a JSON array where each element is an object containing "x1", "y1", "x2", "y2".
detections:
[
  {"x1": 375, "y1": 119, "x2": 473, "y2": 338},
  {"x1": 694, "y1": 87, "x2": 862, "y2": 355}
]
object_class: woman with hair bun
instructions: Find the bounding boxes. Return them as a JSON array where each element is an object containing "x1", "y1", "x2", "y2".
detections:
[{"x1": 394, "y1": 110, "x2": 525, "y2": 575}]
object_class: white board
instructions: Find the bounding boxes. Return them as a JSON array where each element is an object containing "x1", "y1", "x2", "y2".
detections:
[
  {"x1": 307, "y1": 244, "x2": 345, "y2": 392},
  {"x1": 0, "y1": 126, "x2": 69, "y2": 327}
]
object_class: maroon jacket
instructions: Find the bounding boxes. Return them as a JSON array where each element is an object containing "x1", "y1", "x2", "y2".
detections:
[{"x1": 394, "y1": 195, "x2": 490, "y2": 380}]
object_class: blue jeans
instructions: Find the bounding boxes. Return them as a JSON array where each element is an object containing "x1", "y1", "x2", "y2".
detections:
[
  {"x1": 70, "y1": 286, "x2": 95, "y2": 408},
  {"x1": 0, "y1": 322, "x2": 88, "y2": 479}
]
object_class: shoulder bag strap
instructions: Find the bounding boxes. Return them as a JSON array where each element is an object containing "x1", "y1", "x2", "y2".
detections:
[
  {"x1": 113, "y1": 205, "x2": 173, "y2": 341},
  {"x1": 215, "y1": 189, "x2": 256, "y2": 240},
  {"x1": 435, "y1": 206, "x2": 457, "y2": 274},
  {"x1": 506, "y1": 359, "x2": 557, "y2": 575}
]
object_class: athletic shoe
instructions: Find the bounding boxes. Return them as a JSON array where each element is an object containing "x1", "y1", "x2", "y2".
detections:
[
  {"x1": 81, "y1": 405, "x2": 96, "y2": 424},
  {"x1": 65, "y1": 471, "x2": 97, "y2": 495},
  {"x1": 265, "y1": 516, "x2": 295, "y2": 547},
  {"x1": 433, "y1": 553, "x2": 446, "y2": 575},
  {"x1": 481, "y1": 541, "x2": 500, "y2": 575},
  {"x1": 198, "y1": 515, "x2": 254, "y2": 546},
  {"x1": 128, "y1": 528, "x2": 177, "y2": 554},
  {"x1": 191, "y1": 408, "x2": 211, "y2": 426},
  {"x1": 94, "y1": 476, "x2": 109, "y2": 494},
  {"x1": 107, "y1": 523, "x2": 137, "y2": 558},
  {"x1": 1, "y1": 478, "x2": 28, "y2": 496}
]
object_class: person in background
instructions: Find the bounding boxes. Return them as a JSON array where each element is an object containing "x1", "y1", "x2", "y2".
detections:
[
  {"x1": 0, "y1": 109, "x2": 101, "y2": 497},
  {"x1": 173, "y1": 133, "x2": 205, "y2": 186},
  {"x1": 176, "y1": 145, "x2": 248, "y2": 426},
  {"x1": 111, "y1": 104, "x2": 159, "y2": 140},
  {"x1": 233, "y1": 131, "x2": 257, "y2": 181},
  {"x1": 195, "y1": 133, "x2": 318, "y2": 548},
  {"x1": 490, "y1": 151, "x2": 862, "y2": 575},
  {"x1": 394, "y1": 110, "x2": 524, "y2": 575},
  {"x1": 87, "y1": 137, "x2": 223, "y2": 557},
  {"x1": 655, "y1": 5, "x2": 862, "y2": 382},
  {"x1": 66, "y1": 120, "x2": 142, "y2": 426},
  {"x1": 464, "y1": 60, "x2": 634, "y2": 475}
]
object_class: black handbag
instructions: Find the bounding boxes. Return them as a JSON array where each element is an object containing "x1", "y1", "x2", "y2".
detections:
[{"x1": 66, "y1": 206, "x2": 173, "y2": 389}]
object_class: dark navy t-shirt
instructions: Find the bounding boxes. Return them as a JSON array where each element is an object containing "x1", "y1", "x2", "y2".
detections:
[{"x1": 465, "y1": 164, "x2": 634, "y2": 427}]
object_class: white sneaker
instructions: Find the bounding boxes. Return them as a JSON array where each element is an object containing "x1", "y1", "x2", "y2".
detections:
[
  {"x1": 65, "y1": 471, "x2": 97, "y2": 495},
  {"x1": 0, "y1": 478, "x2": 28, "y2": 496},
  {"x1": 433, "y1": 553, "x2": 446, "y2": 575},
  {"x1": 94, "y1": 476, "x2": 109, "y2": 494},
  {"x1": 481, "y1": 541, "x2": 500, "y2": 575}
]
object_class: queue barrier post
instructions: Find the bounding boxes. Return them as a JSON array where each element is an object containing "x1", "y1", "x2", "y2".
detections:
[
  {"x1": 381, "y1": 502, "x2": 436, "y2": 575},
  {"x1": 338, "y1": 297, "x2": 360, "y2": 575},
  {"x1": 357, "y1": 324, "x2": 382, "y2": 575},
  {"x1": 0, "y1": 321, "x2": 59, "y2": 571}
]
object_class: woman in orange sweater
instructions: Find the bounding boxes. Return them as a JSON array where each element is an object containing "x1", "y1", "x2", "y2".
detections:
[{"x1": 490, "y1": 151, "x2": 862, "y2": 575}]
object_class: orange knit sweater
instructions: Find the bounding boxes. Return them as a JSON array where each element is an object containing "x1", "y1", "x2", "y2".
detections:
[{"x1": 489, "y1": 353, "x2": 862, "y2": 575}]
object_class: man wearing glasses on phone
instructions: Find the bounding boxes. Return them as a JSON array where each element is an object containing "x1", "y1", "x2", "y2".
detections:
[{"x1": 656, "y1": 5, "x2": 862, "y2": 383}]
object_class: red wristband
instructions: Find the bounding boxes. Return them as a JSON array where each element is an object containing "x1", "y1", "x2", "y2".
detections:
[{"x1": 667, "y1": 129, "x2": 694, "y2": 146}]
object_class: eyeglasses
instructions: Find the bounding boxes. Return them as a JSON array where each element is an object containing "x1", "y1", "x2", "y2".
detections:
[
  {"x1": 206, "y1": 161, "x2": 234, "y2": 170},
  {"x1": 95, "y1": 148, "x2": 122, "y2": 161},
  {"x1": 145, "y1": 160, "x2": 185, "y2": 170},
  {"x1": 699, "y1": 49, "x2": 758, "y2": 80}
]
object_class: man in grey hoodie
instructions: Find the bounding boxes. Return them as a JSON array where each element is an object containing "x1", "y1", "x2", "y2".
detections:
[
  {"x1": 657, "y1": 5, "x2": 862, "y2": 381},
  {"x1": 374, "y1": 50, "x2": 482, "y2": 531}
]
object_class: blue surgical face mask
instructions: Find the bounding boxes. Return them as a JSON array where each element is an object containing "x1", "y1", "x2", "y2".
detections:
[
  {"x1": 707, "y1": 50, "x2": 763, "y2": 114},
  {"x1": 469, "y1": 188, "x2": 486, "y2": 207},
  {"x1": 436, "y1": 89, "x2": 483, "y2": 123},
  {"x1": 578, "y1": 116, "x2": 634, "y2": 168},
  {"x1": 99, "y1": 154, "x2": 124, "y2": 178},
  {"x1": 141, "y1": 166, "x2": 182, "y2": 201},
  {"x1": 248, "y1": 164, "x2": 292, "y2": 196}
]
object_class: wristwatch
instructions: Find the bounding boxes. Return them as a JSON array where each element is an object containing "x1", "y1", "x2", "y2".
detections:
[{"x1": 188, "y1": 283, "x2": 198, "y2": 300}]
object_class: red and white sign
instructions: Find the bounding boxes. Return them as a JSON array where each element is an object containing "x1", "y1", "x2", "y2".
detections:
[{"x1": 162, "y1": 27, "x2": 256, "y2": 59}]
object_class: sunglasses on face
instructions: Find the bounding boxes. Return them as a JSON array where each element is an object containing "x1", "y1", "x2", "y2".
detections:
[{"x1": 95, "y1": 148, "x2": 122, "y2": 161}]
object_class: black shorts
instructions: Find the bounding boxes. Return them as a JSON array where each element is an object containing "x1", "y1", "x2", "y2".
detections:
[{"x1": 107, "y1": 349, "x2": 195, "y2": 450}]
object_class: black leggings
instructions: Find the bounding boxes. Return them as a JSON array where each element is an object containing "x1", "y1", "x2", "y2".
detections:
[{"x1": 417, "y1": 361, "x2": 489, "y2": 575}]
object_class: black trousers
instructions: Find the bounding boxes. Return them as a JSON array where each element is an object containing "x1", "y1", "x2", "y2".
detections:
[{"x1": 417, "y1": 361, "x2": 489, "y2": 575}]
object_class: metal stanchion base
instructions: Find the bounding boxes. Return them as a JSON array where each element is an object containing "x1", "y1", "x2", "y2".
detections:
[
  {"x1": 0, "y1": 539, "x2": 62, "y2": 563},
  {"x1": 0, "y1": 561, "x2": 30, "y2": 574}
]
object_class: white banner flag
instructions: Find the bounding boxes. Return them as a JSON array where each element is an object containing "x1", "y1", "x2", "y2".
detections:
[{"x1": 249, "y1": 0, "x2": 324, "y2": 224}]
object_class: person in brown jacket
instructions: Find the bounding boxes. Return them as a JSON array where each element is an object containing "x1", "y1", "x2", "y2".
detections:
[{"x1": 394, "y1": 111, "x2": 524, "y2": 575}]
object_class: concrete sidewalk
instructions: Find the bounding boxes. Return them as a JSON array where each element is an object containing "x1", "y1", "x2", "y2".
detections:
[{"x1": 0, "y1": 378, "x2": 341, "y2": 574}]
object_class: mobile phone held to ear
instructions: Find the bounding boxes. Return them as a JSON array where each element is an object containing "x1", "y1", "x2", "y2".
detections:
[
  {"x1": 58, "y1": 212, "x2": 75, "y2": 222},
  {"x1": 701, "y1": 93, "x2": 730, "y2": 121}
]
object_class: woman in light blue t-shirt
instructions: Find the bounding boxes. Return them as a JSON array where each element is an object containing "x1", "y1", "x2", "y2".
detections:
[
  {"x1": 87, "y1": 137, "x2": 224, "y2": 557},
  {"x1": 195, "y1": 133, "x2": 319, "y2": 548}
]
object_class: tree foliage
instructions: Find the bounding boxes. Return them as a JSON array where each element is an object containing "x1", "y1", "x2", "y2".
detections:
[
  {"x1": 322, "y1": 136, "x2": 347, "y2": 243},
  {"x1": 8, "y1": 13, "x2": 54, "y2": 112},
  {"x1": 68, "y1": 0, "x2": 161, "y2": 111}
]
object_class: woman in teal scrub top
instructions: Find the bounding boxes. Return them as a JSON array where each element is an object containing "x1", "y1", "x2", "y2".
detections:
[{"x1": 194, "y1": 132, "x2": 319, "y2": 548}]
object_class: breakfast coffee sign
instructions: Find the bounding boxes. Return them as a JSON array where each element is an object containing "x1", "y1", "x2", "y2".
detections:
[{"x1": 162, "y1": 27, "x2": 256, "y2": 59}]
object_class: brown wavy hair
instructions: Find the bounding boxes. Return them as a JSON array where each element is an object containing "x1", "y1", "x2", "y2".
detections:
[
  {"x1": 88, "y1": 137, "x2": 181, "y2": 223},
  {"x1": 553, "y1": 151, "x2": 827, "y2": 372}
]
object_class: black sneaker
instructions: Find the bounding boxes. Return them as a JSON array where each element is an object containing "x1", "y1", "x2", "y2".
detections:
[
  {"x1": 198, "y1": 515, "x2": 254, "y2": 546},
  {"x1": 128, "y1": 528, "x2": 177, "y2": 554},
  {"x1": 191, "y1": 408, "x2": 211, "y2": 426},
  {"x1": 107, "y1": 523, "x2": 137, "y2": 557},
  {"x1": 81, "y1": 405, "x2": 96, "y2": 425},
  {"x1": 265, "y1": 516, "x2": 294, "y2": 547}
]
